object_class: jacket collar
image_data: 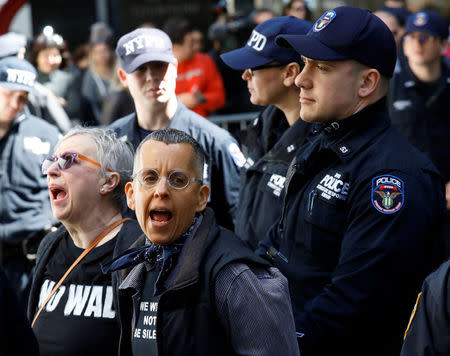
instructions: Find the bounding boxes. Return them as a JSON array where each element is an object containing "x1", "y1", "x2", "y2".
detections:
[
  {"x1": 118, "y1": 208, "x2": 216, "y2": 293},
  {"x1": 310, "y1": 98, "x2": 391, "y2": 162}
]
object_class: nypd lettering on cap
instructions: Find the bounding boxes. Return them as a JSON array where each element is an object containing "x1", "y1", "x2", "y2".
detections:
[
  {"x1": 122, "y1": 35, "x2": 166, "y2": 56},
  {"x1": 313, "y1": 10, "x2": 336, "y2": 32},
  {"x1": 247, "y1": 30, "x2": 267, "y2": 51},
  {"x1": 372, "y1": 175, "x2": 405, "y2": 214},
  {"x1": 6, "y1": 68, "x2": 35, "y2": 87},
  {"x1": 413, "y1": 12, "x2": 428, "y2": 27}
]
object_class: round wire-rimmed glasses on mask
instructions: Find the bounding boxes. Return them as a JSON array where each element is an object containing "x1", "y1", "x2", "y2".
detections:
[
  {"x1": 133, "y1": 168, "x2": 203, "y2": 190},
  {"x1": 41, "y1": 152, "x2": 103, "y2": 175}
]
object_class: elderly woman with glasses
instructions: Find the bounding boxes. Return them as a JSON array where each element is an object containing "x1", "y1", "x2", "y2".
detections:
[{"x1": 27, "y1": 126, "x2": 142, "y2": 356}]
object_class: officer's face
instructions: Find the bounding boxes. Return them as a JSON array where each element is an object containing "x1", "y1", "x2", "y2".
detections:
[
  {"x1": 0, "y1": 86, "x2": 28, "y2": 126},
  {"x1": 403, "y1": 32, "x2": 447, "y2": 67},
  {"x1": 294, "y1": 57, "x2": 363, "y2": 123},
  {"x1": 242, "y1": 64, "x2": 288, "y2": 106},
  {"x1": 125, "y1": 140, "x2": 209, "y2": 245},
  {"x1": 119, "y1": 61, "x2": 177, "y2": 106}
]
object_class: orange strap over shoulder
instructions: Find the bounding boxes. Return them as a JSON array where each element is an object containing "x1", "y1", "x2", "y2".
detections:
[{"x1": 31, "y1": 217, "x2": 131, "y2": 328}]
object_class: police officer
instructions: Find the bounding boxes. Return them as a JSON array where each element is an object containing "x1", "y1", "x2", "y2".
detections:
[
  {"x1": 220, "y1": 16, "x2": 312, "y2": 249},
  {"x1": 0, "y1": 57, "x2": 60, "y2": 306},
  {"x1": 388, "y1": 10, "x2": 450, "y2": 254},
  {"x1": 400, "y1": 258, "x2": 450, "y2": 355},
  {"x1": 260, "y1": 6, "x2": 447, "y2": 355},
  {"x1": 108, "y1": 28, "x2": 244, "y2": 230}
]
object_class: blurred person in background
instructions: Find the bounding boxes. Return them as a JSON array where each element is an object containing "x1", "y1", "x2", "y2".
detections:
[
  {"x1": 191, "y1": 28, "x2": 205, "y2": 54},
  {"x1": 283, "y1": 0, "x2": 313, "y2": 21},
  {"x1": 79, "y1": 22, "x2": 117, "y2": 125},
  {"x1": 28, "y1": 127, "x2": 141, "y2": 356},
  {"x1": 220, "y1": 16, "x2": 312, "y2": 250},
  {"x1": 388, "y1": 10, "x2": 450, "y2": 255},
  {"x1": 101, "y1": 60, "x2": 135, "y2": 126},
  {"x1": 207, "y1": 8, "x2": 263, "y2": 131},
  {"x1": 163, "y1": 16, "x2": 226, "y2": 117},
  {"x1": 251, "y1": 8, "x2": 276, "y2": 25},
  {"x1": 0, "y1": 32, "x2": 72, "y2": 133},
  {"x1": 380, "y1": 0, "x2": 411, "y2": 27},
  {"x1": 27, "y1": 27, "x2": 74, "y2": 109},
  {"x1": 0, "y1": 56, "x2": 60, "y2": 307},
  {"x1": 374, "y1": 9, "x2": 403, "y2": 48}
]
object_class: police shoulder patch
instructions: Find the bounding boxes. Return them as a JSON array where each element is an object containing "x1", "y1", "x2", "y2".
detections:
[
  {"x1": 371, "y1": 175, "x2": 405, "y2": 214},
  {"x1": 228, "y1": 142, "x2": 246, "y2": 168}
]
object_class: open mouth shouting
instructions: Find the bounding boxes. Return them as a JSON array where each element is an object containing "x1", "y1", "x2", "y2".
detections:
[
  {"x1": 49, "y1": 184, "x2": 67, "y2": 204},
  {"x1": 150, "y1": 208, "x2": 173, "y2": 227}
]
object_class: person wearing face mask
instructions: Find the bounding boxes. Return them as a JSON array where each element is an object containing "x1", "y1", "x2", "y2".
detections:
[
  {"x1": 102, "y1": 128, "x2": 299, "y2": 356},
  {"x1": 108, "y1": 28, "x2": 244, "y2": 230}
]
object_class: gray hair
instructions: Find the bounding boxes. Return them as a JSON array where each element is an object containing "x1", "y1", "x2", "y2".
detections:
[
  {"x1": 134, "y1": 128, "x2": 205, "y2": 179},
  {"x1": 58, "y1": 126, "x2": 134, "y2": 211}
]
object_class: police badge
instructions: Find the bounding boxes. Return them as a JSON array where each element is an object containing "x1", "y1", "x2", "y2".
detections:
[{"x1": 372, "y1": 175, "x2": 405, "y2": 214}]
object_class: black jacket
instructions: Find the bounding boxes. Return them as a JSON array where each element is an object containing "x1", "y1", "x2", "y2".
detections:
[
  {"x1": 389, "y1": 59, "x2": 450, "y2": 181},
  {"x1": 400, "y1": 258, "x2": 450, "y2": 356},
  {"x1": 0, "y1": 267, "x2": 38, "y2": 356},
  {"x1": 236, "y1": 105, "x2": 311, "y2": 249},
  {"x1": 108, "y1": 101, "x2": 242, "y2": 230},
  {"x1": 264, "y1": 99, "x2": 447, "y2": 356},
  {"x1": 116, "y1": 208, "x2": 270, "y2": 356}
]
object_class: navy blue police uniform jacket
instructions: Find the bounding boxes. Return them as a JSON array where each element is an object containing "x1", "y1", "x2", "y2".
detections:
[
  {"x1": 400, "y1": 258, "x2": 450, "y2": 356},
  {"x1": 389, "y1": 59, "x2": 450, "y2": 182},
  {"x1": 108, "y1": 100, "x2": 242, "y2": 230},
  {"x1": 0, "y1": 109, "x2": 60, "y2": 244},
  {"x1": 263, "y1": 98, "x2": 447, "y2": 356},
  {"x1": 236, "y1": 105, "x2": 311, "y2": 249}
]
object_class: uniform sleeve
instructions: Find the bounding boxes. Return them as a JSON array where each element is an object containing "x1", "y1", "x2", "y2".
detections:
[
  {"x1": 400, "y1": 260, "x2": 450, "y2": 356},
  {"x1": 215, "y1": 263, "x2": 300, "y2": 356},
  {"x1": 210, "y1": 136, "x2": 243, "y2": 229},
  {"x1": 195, "y1": 54, "x2": 225, "y2": 114},
  {"x1": 296, "y1": 171, "x2": 446, "y2": 354}
]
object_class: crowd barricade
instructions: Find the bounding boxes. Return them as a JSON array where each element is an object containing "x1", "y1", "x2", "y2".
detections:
[{"x1": 209, "y1": 112, "x2": 259, "y2": 131}]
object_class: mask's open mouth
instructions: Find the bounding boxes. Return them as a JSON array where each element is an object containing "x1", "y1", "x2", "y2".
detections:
[{"x1": 150, "y1": 209, "x2": 172, "y2": 222}]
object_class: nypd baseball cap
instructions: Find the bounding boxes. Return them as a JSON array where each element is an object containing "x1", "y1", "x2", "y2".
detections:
[
  {"x1": 405, "y1": 10, "x2": 449, "y2": 39},
  {"x1": 220, "y1": 16, "x2": 312, "y2": 70},
  {"x1": 0, "y1": 56, "x2": 36, "y2": 93},
  {"x1": 116, "y1": 28, "x2": 176, "y2": 74},
  {"x1": 276, "y1": 6, "x2": 397, "y2": 77}
]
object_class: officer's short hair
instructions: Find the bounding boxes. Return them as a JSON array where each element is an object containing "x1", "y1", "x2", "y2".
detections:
[{"x1": 135, "y1": 128, "x2": 205, "y2": 179}]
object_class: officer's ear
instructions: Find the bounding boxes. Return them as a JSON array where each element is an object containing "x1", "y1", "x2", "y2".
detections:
[
  {"x1": 358, "y1": 68, "x2": 380, "y2": 98},
  {"x1": 283, "y1": 62, "x2": 302, "y2": 88},
  {"x1": 118, "y1": 68, "x2": 128, "y2": 88}
]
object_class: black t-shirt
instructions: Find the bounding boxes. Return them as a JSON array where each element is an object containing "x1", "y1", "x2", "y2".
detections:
[
  {"x1": 33, "y1": 233, "x2": 120, "y2": 356},
  {"x1": 132, "y1": 268, "x2": 160, "y2": 356}
]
